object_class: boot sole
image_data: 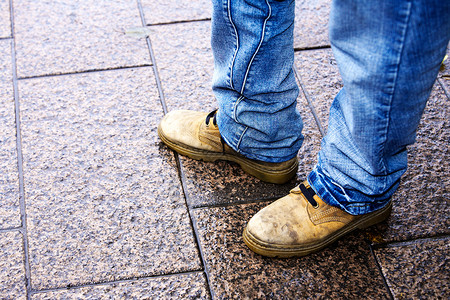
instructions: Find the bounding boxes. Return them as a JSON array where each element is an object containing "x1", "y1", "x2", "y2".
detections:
[
  {"x1": 158, "y1": 125, "x2": 298, "y2": 184},
  {"x1": 243, "y1": 201, "x2": 392, "y2": 257}
]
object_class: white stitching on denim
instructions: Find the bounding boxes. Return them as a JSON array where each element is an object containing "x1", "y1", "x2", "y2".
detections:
[
  {"x1": 232, "y1": 95, "x2": 244, "y2": 122},
  {"x1": 379, "y1": 2, "x2": 412, "y2": 191},
  {"x1": 240, "y1": 0, "x2": 272, "y2": 94},
  {"x1": 227, "y1": 0, "x2": 239, "y2": 90},
  {"x1": 236, "y1": 126, "x2": 249, "y2": 150}
]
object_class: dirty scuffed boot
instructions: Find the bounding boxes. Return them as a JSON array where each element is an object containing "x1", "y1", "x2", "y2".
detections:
[
  {"x1": 243, "y1": 181, "x2": 392, "y2": 257},
  {"x1": 158, "y1": 110, "x2": 298, "y2": 184}
]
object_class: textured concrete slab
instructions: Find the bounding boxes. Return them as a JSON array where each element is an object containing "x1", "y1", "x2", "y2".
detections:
[
  {"x1": 147, "y1": 21, "x2": 215, "y2": 112},
  {"x1": 368, "y1": 85, "x2": 450, "y2": 243},
  {"x1": 13, "y1": 0, "x2": 151, "y2": 78},
  {"x1": 142, "y1": 0, "x2": 211, "y2": 25},
  {"x1": 375, "y1": 238, "x2": 449, "y2": 299},
  {"x1": 32, "y1": 272, "x2": 209, "y2": 299},
  {"x1": 19, "y1": 68, "x2": 201, "y2": 290},
  {"x1": 143, "y1": 0, "x2": 329, "y2": 48},
  {"x1": 294, "y1": 0, "x2": 331, "y2": 49},
  {"x1": 0, "y1": 231, "x2": 26, "y2": 299},
  {"x1": 193, "y1": 202, "x2": 389, "y2": 299},
  {"x1": 0, "y1": 0, "x2": 10, "y2": 38},
  {"x1": 295, "y1": 48, "x2": 342, "y2": 132},
  {"x1": 179, "y1": 158, "x2": 293, "y2": 208},
  {"x1": 0, "y1": 40, "x2": 20, "y2": 229}
]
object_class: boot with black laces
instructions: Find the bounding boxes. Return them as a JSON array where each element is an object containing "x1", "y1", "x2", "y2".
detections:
[
  {"x1": 158, "y1": 110, "x2": 298, "y2": 184},
  {"x1": 243, "y1": 180, "x2": 392, "y2": 257}
]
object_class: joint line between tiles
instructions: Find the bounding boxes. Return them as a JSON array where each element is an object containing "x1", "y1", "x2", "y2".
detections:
[
  {"x1": 136, "y1": 0, "x2": 168, "y2": 115},
  {"x1": 293, "y1": 65, "x2": 326, "y2": 137},
  {"x1": 136, "y1": 1, "x2": 213, "y2": 297},
  {"x1": 9, "y1": 0, "x2": 32, "y2": 298},
  {"x1": 371, "y1": 234, "x2": 450, "y2": 250},
  {"x1": 17, "y1": 64, "x2": 153, "y2": 81},
  {"x1": 29, "y1": 270, "x2": 206, "y2": 295},
  {"x1": 192, "y1": 197, "x2": 276, "y2": 210},
  {"x1": 146, "y1": 18, "x2": 211, "y2": 27},
  {"x1": 437, "y1": 77, "x2": 450, "y2": 99},
  {"x1": 369, "y1": 244, "x2": 395, "y2": 300},
  {"x1": 0, "y1": 226, "x2": 22, "y2": 233},
  {"x1": 294, "y1": 45, "x2": 331, "y2": 52},
  {"x1": 172, "y1": 156, "x2": 215, "y2": 300}
]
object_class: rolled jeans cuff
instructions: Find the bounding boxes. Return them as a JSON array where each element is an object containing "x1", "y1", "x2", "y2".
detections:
[
  {"x1": 308, "y1": 165, "x2": 395, "y2": 216},
  {"x1": 217, "y1": 108, "x2": 301, "y2": 163}
]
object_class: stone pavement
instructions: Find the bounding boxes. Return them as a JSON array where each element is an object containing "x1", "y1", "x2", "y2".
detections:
[{"x1": 0, "y1": 0, "x2": 448, "y2": 299}]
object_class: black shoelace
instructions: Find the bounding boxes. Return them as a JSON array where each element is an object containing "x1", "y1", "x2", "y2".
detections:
[
  {"x1": 206, "y1": 109, "x2": 218, "y2": 126},
  {"x1": 299, "y1": 183, "x2": 319, "y2": 208},
  {"x1": 205, "y1": 109, "x2": 226, "y2": 153}
]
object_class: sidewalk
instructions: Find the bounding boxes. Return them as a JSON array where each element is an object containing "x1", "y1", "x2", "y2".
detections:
[{"x1": 0, "y1": 0, "x2": 448, "y2": 299}]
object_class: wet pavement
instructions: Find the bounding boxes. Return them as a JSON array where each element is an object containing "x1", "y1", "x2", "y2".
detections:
[{"x1": 0, "y1": 0, "x2": 448, "y2": 299}]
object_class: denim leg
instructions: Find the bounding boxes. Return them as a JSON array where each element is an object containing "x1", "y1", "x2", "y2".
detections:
[
  {"x1": 308, "y1": 0, "x2": 450, "y2": 215},
  {"x1": 211, "y1": 0, "x2": 302, "y2": 163}
]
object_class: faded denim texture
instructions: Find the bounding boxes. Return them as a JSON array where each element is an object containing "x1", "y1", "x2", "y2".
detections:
[{"x1": 211, "y1": 0, "x2": 450, "y2": 215}]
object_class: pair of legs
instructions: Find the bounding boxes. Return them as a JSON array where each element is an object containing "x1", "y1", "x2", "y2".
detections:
[
  {"x1": 212, "y1": 0, "x2": 449, "y2": 215},
  {"x1": 159, "y1": 0, "x2": 449, "y2": 257}
]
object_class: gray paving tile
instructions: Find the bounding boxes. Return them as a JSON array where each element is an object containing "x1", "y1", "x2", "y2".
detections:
[
  {"x1": 179, "y1": 158, "x2": 294, "y2": 208},
  {"x1": 0, "y1": 40, "x2": 20, "y2": 229},
  {"x1": 32, "y1": 272, "x2": 209, "y2": 299},
  {"x1": 143, "y1": 0, "x2": 329, "y2": 48},
  {"x1": 0, "y1": 231, "x2": 26, "y2": 299},
  {"x1": 368, "y1": 85, "x2": 450, "y2": 243},
  {"x1": 13, "y1": 0, "x2": 151, "y2": 78},
  {"x1": 294, "y1": 0, "x2": 331, "y2": 49},
  {"x1": 147, "y1": 21, "x2": 215, "y2": 112},
  {"x1": 141, "y1": 0, "x2": 211, "y2": 25},
  {"x1": 374, "y1": 238, "x2": 449, "y2": 299},
  {"x1": 0, "y1": 0, "x2": 10, "y2": 38},
  {"x1": 19, "y1": 68, "x2": 201, "y2": 290},
  {"x1": 193, "y1": 203, "x2": 389, "y2": 299},
  {"x1": 148, "y1": 10, "x2": 330, "y2": 110}
]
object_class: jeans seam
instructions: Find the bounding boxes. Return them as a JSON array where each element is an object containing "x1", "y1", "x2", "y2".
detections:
[
  {"x1": 240, "y1": 0, "x2": 272, "y2": 94},
  {"x1": 227, "y1": 0, "x2": 239, "y2": 91},
  {"x1": 379, "y1": 1, "x2": 412, "y2": 191},
  {"x1": 232, "y1": 95, "x2": 244, "y2": 122},
  {"x1": 236, "y1": 126, "x2": 249, "y2": 151}
]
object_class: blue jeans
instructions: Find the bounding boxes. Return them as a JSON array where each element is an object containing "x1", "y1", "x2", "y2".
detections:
[{"x1": 211, "y1": 0, "x2": 450, "y2": 215}]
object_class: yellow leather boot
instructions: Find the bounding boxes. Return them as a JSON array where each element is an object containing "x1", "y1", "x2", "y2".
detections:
[
  {"x1": 158, "y1": 110, "x2": 298, "y2": 184},
  {"x1": 243, "y1": 181, "x2": 392, "y2": 257}
]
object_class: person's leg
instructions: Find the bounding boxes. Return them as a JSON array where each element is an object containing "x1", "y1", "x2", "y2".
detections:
[
  {"x1": 309, "y1": 0, "x2": 450, "y2": 215},
  {"x1": 244, "y1": 0, "x2": 450, "y2": 257},
  {"x1": 212, "y1": 0, "x2": 302, "y2": 163},
  {"x1": 158, "y1": 0, "x2": 303, "y2": 184}
]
